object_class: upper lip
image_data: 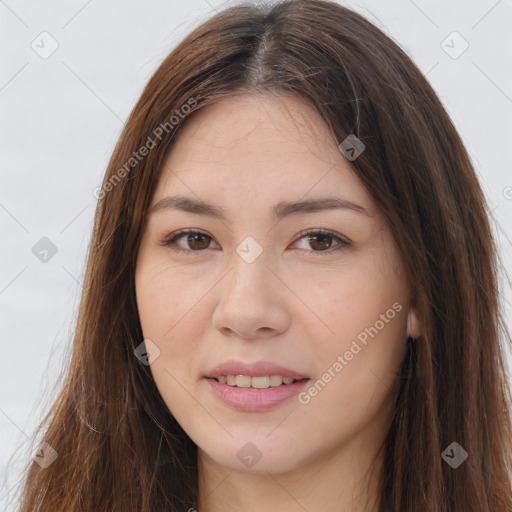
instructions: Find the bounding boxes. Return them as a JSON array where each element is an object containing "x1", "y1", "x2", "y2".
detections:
[{"x1": 205, "y1": 360, "x2": 308, "y2": 380}]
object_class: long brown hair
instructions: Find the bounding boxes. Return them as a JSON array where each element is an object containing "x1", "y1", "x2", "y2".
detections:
[{"x1": 13, "y1": 0, "x2": 512, "y2": 510}]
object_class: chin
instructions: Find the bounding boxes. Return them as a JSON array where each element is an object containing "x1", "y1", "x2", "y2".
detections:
[{"x1": 199, "y1": 438, "x2": 308, "y2": 475}]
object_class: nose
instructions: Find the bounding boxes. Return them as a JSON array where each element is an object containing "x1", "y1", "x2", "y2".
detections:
[{"x1": 211, "y1": 252, "x2": 291, "y2": 340}]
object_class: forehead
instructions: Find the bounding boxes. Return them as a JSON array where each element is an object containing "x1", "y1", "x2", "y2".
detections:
[{"x1": 153, "y1": 93, "x2": 375, "y2": 215}]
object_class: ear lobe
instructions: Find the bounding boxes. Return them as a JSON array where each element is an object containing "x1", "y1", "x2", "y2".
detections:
[{"x1": 407, "y1": 307, "x2": 421, "y2": 339}]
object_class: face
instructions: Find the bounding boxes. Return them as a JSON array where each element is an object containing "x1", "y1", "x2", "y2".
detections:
[{"x1": 135, "y1": 93, "x2": 420, "y2": 475}]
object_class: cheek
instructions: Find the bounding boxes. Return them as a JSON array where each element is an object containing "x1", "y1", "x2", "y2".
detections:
[
  {"x1": 297, "y1": 278, "x2": 406, "y2": 440},
  {"x1": 297, "y1": 258, "x2": 407, "y2": 395},
  {"x1": 298, "y1": 264, "x2": 404, "y2": 343},
  {"x1": 135, "y1": 262, "x2": 204, "y2": 413},
  {"x1": 135, "y1": 256, "x2": 217, "y2": 378},
  {"x1": 136, "y1": 255, "x2": 197, "y2": 333}
]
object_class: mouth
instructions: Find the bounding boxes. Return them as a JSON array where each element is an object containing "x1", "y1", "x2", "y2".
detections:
[
  {"x1": 204, "y1": 361, "x2": 310, "y2": 412},
  {"x1": 210, "y1": 374, "x2": 305, "y2": 389}
]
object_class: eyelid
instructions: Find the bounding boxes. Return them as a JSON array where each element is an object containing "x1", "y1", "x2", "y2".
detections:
[{"x1": 161, "y1": 228, "x2": 350, "y2": 255}]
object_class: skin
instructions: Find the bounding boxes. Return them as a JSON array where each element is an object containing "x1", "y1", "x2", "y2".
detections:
[{"x1": 135, "y1": 92, "x2": 421, "y2": 512}]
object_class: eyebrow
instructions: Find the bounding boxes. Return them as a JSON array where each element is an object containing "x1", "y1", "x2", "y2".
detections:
[{"x1": 148, "y1": 195, "x2": 371, "y2": 220}]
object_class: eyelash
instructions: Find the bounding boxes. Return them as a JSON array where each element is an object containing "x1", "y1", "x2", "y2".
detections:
[{"x1": 160, "y1": 228, "x2": 350, "y2": 256}]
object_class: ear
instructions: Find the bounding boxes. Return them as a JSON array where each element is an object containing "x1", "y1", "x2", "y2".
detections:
[{"x1": 407, "y1": 307, "x2": 421, "y2": 339}]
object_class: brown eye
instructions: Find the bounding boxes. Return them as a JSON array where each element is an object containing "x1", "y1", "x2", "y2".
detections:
[
  {"x1": 294, "y1": 229, "x2": 350, "y2": 255},
  {"x1": 307, "y1": 233, "x2": 334, "y2": 251},
  {"x1": 162, "y1": 229, "x2": 217, "y2": 253},
  {"x1": 186, "y1": 232, "x2": 211, "y2": 250}
]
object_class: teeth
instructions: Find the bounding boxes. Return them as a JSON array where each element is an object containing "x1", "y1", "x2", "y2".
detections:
[
  {"x1": 215, "y1": 374, "x2": 298, "y2": 389},
  {"x1": 269, "y1": 375, "x2": 283, "y2": 386},
  {"x1": 251, "y1": 376, "x2": 270, "y2": 389},
  {"x1": 236, "y1": 375, "x2": 252, "y2": 388}
]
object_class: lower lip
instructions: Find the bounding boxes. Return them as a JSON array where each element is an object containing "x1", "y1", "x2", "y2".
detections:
[{"x1": 205, "y1": 378, "x2": 310, "y2": 412}]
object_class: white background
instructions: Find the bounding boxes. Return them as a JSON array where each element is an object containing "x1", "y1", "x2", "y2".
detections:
[{"x1": 1, "y1": 0, "x2": 511, "y2": 508}]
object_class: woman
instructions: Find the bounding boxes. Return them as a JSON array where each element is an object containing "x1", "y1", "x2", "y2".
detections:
[{"x1": 16, "y1": 0, "x2": 512, "y2": 510}]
